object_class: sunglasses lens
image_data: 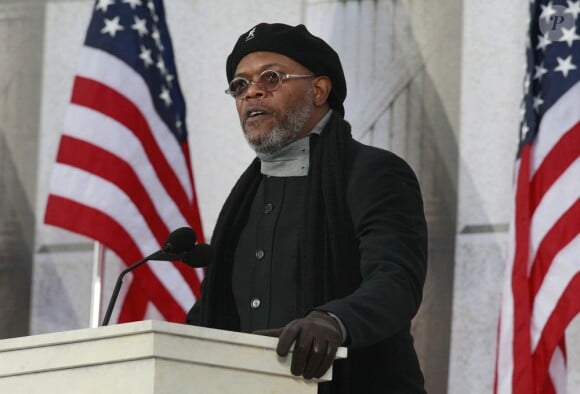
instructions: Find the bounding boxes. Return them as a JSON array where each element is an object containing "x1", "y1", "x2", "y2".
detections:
[
  {"x1": 259, "y1": 70, "x2": 281, "y2": 91},
  {"x1": 228, "y1": 79, "x2": 248, "y2": 97}
]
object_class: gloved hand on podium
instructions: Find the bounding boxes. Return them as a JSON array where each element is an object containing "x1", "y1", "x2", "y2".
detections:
[{"x1": 254, "y1": 310, "x2": 344, "y2": 380}]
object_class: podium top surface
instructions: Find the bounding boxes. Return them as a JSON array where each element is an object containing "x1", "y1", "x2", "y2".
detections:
[
  {"x1": 0, "y1": 320, "x2": 347, "y2": 357},
  {"x1": 0, "y1": 320, "x2": 347, "y2": 384}
]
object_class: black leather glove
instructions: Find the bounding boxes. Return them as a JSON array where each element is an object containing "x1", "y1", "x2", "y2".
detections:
[{"x1": 254, "y1": 311, "x2": 343, "y2": 379}]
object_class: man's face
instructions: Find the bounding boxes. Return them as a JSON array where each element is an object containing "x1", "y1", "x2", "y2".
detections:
[{"x1": 233, "y1": 52, "x2": 316, "y2": 154}]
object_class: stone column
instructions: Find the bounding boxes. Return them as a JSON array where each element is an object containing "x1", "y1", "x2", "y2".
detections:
[{"x1": 0, "y1": 1, "x2": 45, "y2": 339}]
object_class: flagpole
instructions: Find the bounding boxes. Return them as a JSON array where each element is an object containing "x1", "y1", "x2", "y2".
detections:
[{"x1": 89, "y1": 241, "x2": 105, "y2": 328}]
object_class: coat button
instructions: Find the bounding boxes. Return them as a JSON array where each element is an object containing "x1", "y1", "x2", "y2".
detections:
[
  {"x1": 263, "y1": 203, "x2": 273, "y2": 214},
  {"x1": 250, "y1": 298, "x2": 261, "y2": 309},
  {"x1": 255, "y1": 249, "x2": 265, "y2": 260}
]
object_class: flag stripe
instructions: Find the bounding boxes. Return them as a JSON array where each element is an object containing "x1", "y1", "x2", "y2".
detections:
[
  {"x1": 547, "y1": 341, "x2": 567, "y2": 394},
  {"x1": 511, "y1": 146, "x2": 534, "y2": 393},
  {"x1": 530, "y1": 160, "x2": 580, "y2": 269},
  {"x1": 75, "y1": 46, "x2": 192, "y2": 200},
  {"x1": 45, "y1": 195, "x2": 187, "y2": 319},
  {"x1": 49, "y1": 163, "x2": 195, "y2": 310},
  {"x1": 62, "y1": 105, "x2": 203, "y2": 292},
  {"x1": 63, "y1": 103, "x2": 185, "y2": 229},
  {"x1": 71, "y1": 76, "x2": 194, "y2": 223},
  {"x1": 56, "y1": 135, "x2": 170, "y2": 246},
  {"x1": 532, "y1": 238, "x2": 580, "y2": 349},
  {"x1": 532, "y1": 82, "x2": 580, "y2": 175},
  {"x1": 496, "y1": 161, "x2": 520, "y2": 393},
  {"x1": 533, "y1": 275, "x2": 580, "y2": 388},
  {"x1": 55, "y1": 135, "x2": 201, "y2": 295},
  {"x1": 118, "y1": 281, "x2": 149, "y2": 322},
  {"x1": 530, "y1": 122, "x2": 579, "y2": 212},
  {"x1": 530, "y1": 201, "x2": 580, "y2": 300}
]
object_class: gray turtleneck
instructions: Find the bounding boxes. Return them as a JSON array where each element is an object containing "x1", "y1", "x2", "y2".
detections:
[{"x1": 256, "y1": 110, "x2": 332, "y2": 177}]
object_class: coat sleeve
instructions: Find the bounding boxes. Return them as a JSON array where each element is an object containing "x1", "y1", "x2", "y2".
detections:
[{"x1": 317, "y1": 144, "x2": 428, "y2": 349}]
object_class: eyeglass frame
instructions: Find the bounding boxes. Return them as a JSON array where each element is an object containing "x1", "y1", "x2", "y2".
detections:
[{"x1": 225, "y1": 69, "x2": 314, "y2": 99}]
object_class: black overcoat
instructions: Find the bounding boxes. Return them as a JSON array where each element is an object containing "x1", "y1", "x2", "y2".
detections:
[{"x1": 188, "y1": 113, "x2": 428, "y2": 393}]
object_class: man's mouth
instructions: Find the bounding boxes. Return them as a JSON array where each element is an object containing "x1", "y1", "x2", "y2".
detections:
[
  {"x1": 245, "y1": 107, "x2": 271, "y2": 120},
  {"x1": 249, "y1": 111, "x2": 266, "y2": 117}
]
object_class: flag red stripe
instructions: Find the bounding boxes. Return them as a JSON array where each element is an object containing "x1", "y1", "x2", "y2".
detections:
[
  {"x1": 45, "y1": 195, "x2": 186, "y2": 321},
  {"x1": 511, "y1": 145, "x2": 534, "y2": 392},
  {"x1": 532, "y1": 275, "x2": 580, "y2": 392},
  {"x1": 118, "y1": 281, "x2": 149, "y2": 322},
  {"x1": 70, "y1": 76, "x2": 194, "y2": 225},
  {"x1": 529, "y1": 201, "x2": 580, "y2": 299},
  {"x1": 56, "y1": 136, "x2": 169, "y2": 245},
  {"x1": 543, "y1": 378, "x2": 556, "y2": 394},
  {"x1": 55, "y1": 135, "x2": 201, "y2": 294},
  {"x1": 530, "y1": 122, "x2": 579, "y2": 213}
]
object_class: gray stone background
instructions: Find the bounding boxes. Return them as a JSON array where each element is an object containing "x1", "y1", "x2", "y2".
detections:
[{"x1": 0, "y1": 0, "x2": 577, "y2": 393}]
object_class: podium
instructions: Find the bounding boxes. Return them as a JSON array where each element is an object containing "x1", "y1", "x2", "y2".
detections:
[{"x1": 0, "y1": 320, "x2": 347, "y2": 393}]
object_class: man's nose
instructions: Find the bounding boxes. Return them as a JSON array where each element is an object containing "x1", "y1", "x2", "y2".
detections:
[{"x1": 243, "y1": 81, "x2": 266, "y2": 99}]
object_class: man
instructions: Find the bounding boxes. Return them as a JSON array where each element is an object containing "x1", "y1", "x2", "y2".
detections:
[{"x1": 187, "y1": 23, "x2": 427, "y2": 394}]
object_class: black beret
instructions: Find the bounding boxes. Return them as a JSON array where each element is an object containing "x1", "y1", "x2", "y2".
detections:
[{"x1": 226, "y1": 23, "x2": 347, "y2": 116}]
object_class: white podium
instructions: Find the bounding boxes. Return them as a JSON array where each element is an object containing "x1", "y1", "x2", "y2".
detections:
[{"x1": 0, "y1": 320, "x2": 347, "y2": 393}]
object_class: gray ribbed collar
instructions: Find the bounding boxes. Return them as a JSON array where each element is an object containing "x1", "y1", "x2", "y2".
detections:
[{"x1": 258, "y1": 110, "x2": 332, "y2": 177}]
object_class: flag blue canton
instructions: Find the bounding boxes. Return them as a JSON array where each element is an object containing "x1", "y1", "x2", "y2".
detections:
[
  {"x1": 84, "y1": 0, "x2": 188, "y2": 143},
  {"x1": 520, "y1": 0, "x2": 580, "y2": 154}
]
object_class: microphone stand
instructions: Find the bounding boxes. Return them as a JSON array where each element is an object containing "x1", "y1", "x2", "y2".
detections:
[{"x1": 101, "y1": 249, "x2": 180, "y2": 326}]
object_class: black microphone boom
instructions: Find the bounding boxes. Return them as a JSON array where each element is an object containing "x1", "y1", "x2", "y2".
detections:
[{"x1": 101, "y1": 227, "x2": 197, "y2": 326}]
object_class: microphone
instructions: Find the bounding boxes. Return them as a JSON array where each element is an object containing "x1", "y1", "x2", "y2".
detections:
[
  {"x1": 182, "y1": 243, "x2": 214, "y2": 268},
  {"x1": 101, "y1": 227, "x2": 197, "y2": 326}
]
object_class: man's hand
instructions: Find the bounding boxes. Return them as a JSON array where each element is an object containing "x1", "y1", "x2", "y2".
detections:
[{"x1": 254, "y1": 311, "x2": 343, "y2": 379}]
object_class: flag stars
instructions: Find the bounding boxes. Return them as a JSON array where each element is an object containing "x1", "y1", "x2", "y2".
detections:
[
  {"x1": 558, "y1": 26, "x2": 580, "y2": 47},
  {"x1": 534, "y1": 63, "x2": 548, "y2": 80},
  {"x1": 147, "y1": 0, "x2": 159, "y2": 22},
  {"x1": 152, "y1": 26, "x2": 164, "y2": 51},
  {"x1": 533, "y1": 95, "x2": 544, "y2": 112},
  {"x1": 539, "y1": 2, "x2": 557, "y2": 24},
  {"x1": 122, "y1": 0, "x2": 142, "y2": 9},
  {"x1": 101, "y1": 16, "x2": 124, "y2": 37},
  {"x1": 175, "y1": 118, "x2": 184, "y2": 137},
  {"x1": 165, "y1": 73, "x2": 174, "y2": 86},
  {"x1": 96, "y1": 0, "x2": 115, "y2": 13},
  {"x1": 159, "y1": 86, "x2": 172, "y2": 107},
  {"x1": 536, "y1": 33, "x2": 551, "y2": 52},
  {"x1": 131, "y1": 16, "x2": 148, "y2": 37},
  {"x1": 565, "y1": 0, "x2": 580, "y2": 19},
  {"x1": 554, "y1": 55, "x2": 577, "y2": 77},
  {"x1": 519, "y1": 101, "x2": 526, "y2": 122},
  {"x1": 520, "y1": 122, "x2": 530, "y2": 141},
  {"x1": 156, "y1": 56, "x2": 167, "y2": 75},
  {"x1": 524, "y1": 73, "x2": 531, "y2": 93},
  {"x1": 139, "y1": 45, "x2": 153, "y2": 67}
]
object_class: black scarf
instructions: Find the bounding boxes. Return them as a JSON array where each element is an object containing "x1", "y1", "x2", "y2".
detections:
[{"x1": 189, "y1": 111, "x2": 361, "y2": 333}]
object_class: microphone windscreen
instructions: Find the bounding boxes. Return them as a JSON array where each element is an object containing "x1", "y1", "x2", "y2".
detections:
[
  {"x1": 164, "y1": 227, "x2": 197, "y2": 254},
  {"x1": 182, "y1": 244, "x2": 214, "y2": 268}
]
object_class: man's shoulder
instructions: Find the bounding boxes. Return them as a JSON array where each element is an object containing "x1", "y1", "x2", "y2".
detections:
[{"x1": 347, "y1": 137, "x2": 414, "y2": 175}]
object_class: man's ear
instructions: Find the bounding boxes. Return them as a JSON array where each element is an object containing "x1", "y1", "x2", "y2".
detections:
[{"x1": 312, "y1": 76, "x2": 332, "y2": 107}]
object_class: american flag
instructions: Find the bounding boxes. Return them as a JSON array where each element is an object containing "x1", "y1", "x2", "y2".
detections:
[
  {"x1": 495, "y1": 0, "x2": 579, "y2": 393},
  {"x1": 44, "y1": 0, "x2": 204, "y2": 323}
]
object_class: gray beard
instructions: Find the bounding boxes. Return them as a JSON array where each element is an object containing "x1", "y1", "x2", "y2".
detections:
[{"x1": 244, "y1": 91, "x2": 313, "y2": 155}]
